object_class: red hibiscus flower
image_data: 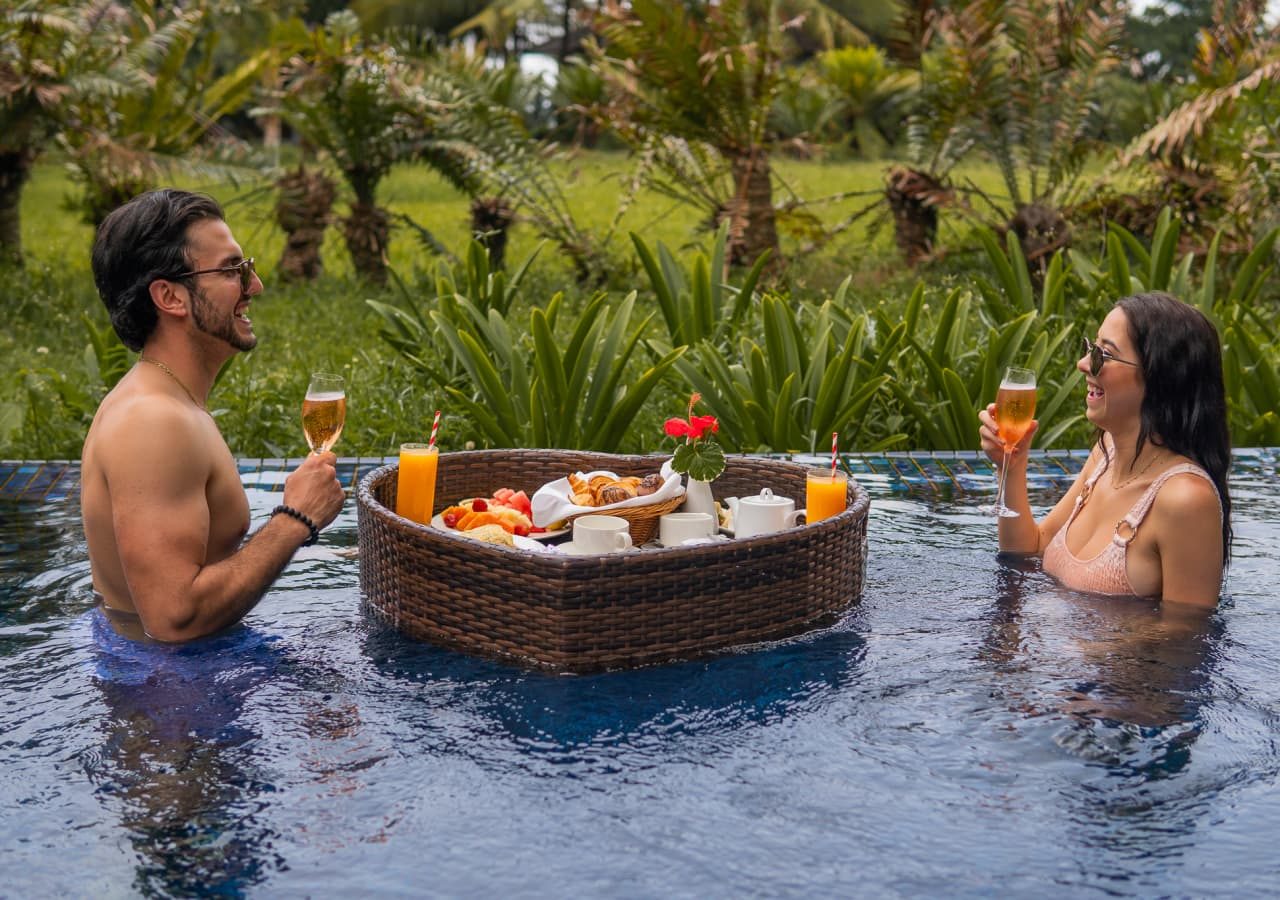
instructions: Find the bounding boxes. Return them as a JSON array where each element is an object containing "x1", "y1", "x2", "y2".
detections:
[
  {"x1": 663, "y1": 393, "x2": 719, "y2": 441},
  {"x1": 664, "y1": 393, "x2": 726, "y2": 481}
]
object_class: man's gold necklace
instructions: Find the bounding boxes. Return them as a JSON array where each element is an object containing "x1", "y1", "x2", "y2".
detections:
[
  {"x1": 138, "y1": 356, "x2": 207, "y2": 413},
  {"x1": 1111, "y1": 450, "x2": 1162, "y2": 490}
]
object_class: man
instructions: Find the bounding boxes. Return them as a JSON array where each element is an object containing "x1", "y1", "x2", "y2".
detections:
[{"x1": 82, "y1": 189, "x2": 345, "y2": 641}]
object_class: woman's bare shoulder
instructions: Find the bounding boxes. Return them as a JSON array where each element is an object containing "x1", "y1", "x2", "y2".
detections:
[{"x1": 1152, "y1": 469, "x2": 1221, "y2": 520}]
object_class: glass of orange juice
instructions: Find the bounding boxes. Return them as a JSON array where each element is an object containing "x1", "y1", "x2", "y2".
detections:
[
  {"x1": 396, "y1": 443, "x2": 439, "y2": 525},
  {"x1": 805, "y1": 468, "x2": 848, "y2": 523}
]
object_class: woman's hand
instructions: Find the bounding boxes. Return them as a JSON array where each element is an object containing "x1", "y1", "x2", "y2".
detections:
[{"x1": 978, "y1": 403, "x2": 1039, "y2": 468}]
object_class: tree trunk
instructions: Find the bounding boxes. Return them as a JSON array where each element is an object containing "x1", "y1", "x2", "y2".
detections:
[
  {"x1": 343, "y1": 200, "x2": 391, "y2": 284},
  {"x1": 885, "y1": 166, "x2": 949, "y2": 266},
  {"x1": 1008, "y1": 202, "x2": 1071, "y2": 267},
  {"x1": 726, "y1": 149, "x2": 779, "y2": 268},
  {"x1": 470, "y1": 196, "x2": 515, "y2": 270},
  {"x1": 560, "y1": 0, "x2": 573, "y2": 62},
  {"x1": 0, "y1": 149, "x2": 36, "y2": 266},
  {"x1": 276, "y1": 166, "x2": 336, "y2": 282}
]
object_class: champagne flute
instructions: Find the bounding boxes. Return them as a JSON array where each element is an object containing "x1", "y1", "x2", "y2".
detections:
[
  {"x1": 982, "y1": 366, "x2": 1037, "y2": 518},
  {"x1": 302, "y1": 372, "x2": 346, "y2": 454}
]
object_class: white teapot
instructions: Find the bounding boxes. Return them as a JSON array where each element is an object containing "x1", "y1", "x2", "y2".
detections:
[{"x1": 725, "y1": 488, "x2": 804, "y2": 539}]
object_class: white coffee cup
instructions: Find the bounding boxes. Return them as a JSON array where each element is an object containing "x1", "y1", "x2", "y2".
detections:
[
  {"x1": 658, "y1": 511, "x2": 715, "y2": 546},
  {"x1": 726, "y1": 488, "x2": 804, "y2": 539},
  {"x1": 572, "y1": 514, "x2": 634, "y2": 553}
]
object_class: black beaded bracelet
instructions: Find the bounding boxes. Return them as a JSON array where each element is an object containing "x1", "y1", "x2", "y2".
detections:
[{"x1": 272, "y1": 504, "x2": 320, "y2": 546}]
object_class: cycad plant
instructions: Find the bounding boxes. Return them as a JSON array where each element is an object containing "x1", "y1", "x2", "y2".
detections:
[
  {"x1": 0, "y1": 0, "x2": 134, "y2": 263},
  {"x1": 60, "y1": 0, "x2": 281, "y2": 227},
  {"x1": 882, "y1": 0, "x2": 1001, "y2": 263},
  {"x1": 550, "y1": 56, "x2": 606, "y2": 148},
  {"x1": 968, "y1": 0, "x2": 1125, "y2": 264},
  {"x1": 415, "y1": 49, "x2": 601, "y2": 280},
  {"x1": 587, "y1": 0, "x2": 785, "y2": 266},
  {"x1": 275, "y1": 12, "x2": 420, "y2": 283},
  {"x1": 816, "y1": 44, "x2": 914, "y2": 158}
]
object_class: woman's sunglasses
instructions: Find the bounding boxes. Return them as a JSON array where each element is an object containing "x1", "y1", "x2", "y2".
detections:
[
  {"x1": 172, "y1": 257, "x2": 256, "y2": 293},
  {"x1": 1082, "y1": 336, "x2": 1139, "y2": 377}
]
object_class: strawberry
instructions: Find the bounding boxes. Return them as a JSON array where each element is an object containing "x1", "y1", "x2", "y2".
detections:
[
  {"x1": 443, "y1": 511, "x2": 459, "y2": 528},
  {"x1": 471, "y1": 498, "x2": 488, "y2": 512},
  {"x1": 513, "y1": 523, "x2": 530, "y2": 537}
]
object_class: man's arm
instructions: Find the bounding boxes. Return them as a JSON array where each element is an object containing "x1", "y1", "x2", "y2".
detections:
[{"x1": 106, "y1": 406, "x2": 343, "y2": 641}]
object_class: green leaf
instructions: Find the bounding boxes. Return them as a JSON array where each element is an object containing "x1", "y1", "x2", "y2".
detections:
[{"x1": 672, "y1": 439, "x2": 726, "y2": 482}]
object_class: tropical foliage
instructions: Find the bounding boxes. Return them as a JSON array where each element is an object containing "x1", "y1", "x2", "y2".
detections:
[
  {"x1": 4, "y1": 0, "x2": 1280, "y2": 463},
  {"x1": 273, "y1": 11, "x2": 419, "y2": 283},
  {"x1": 57, "y1": 1, "x2": 282, "y2": 225},
  {"x1": 0, "y1": 0, "x2": 131, "y2": 262},
  {"x1": 587, "y1": 0, "x2": 786, "y2": 266}
]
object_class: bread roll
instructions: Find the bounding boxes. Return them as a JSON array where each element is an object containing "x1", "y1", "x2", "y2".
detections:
[
  {"x1": 636, "y1": 473, "x2": 663, "y2": 496},
  {"x1": 598, "y1": 484, "x2": 635, "y2": 505}
]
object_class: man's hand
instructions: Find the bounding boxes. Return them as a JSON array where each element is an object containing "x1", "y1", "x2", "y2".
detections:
[{"x1": 282, "y1": 452, "x2": 345, "y2": 532}]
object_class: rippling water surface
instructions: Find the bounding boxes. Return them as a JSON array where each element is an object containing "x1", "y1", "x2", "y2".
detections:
[{"x1": 3, "y1": 467, "x2": 1280, "y2": 897}]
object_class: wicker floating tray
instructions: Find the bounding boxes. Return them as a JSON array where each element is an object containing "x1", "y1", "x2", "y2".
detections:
[{"x1": 357, "y1": 450, "x2": 870, "y2": 673}]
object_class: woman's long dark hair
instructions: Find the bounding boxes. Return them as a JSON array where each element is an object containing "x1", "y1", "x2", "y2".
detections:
[{"x1": 1101, "y1": 292, "x2": 1232, "y2": 564}]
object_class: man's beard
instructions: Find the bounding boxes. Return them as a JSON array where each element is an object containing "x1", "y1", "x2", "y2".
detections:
[{"x1": 191, "y1": 287, "x2": 256, "y2": 352}]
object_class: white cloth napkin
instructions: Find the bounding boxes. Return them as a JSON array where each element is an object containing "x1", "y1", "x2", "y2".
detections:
[{"x1": 531, "y1": 462, "x2": 684, "y2": 527}]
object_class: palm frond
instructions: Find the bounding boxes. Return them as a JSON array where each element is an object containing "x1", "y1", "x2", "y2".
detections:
[{"x1": 1121, "y1": 60, "x2": 1280, "y2": 165}]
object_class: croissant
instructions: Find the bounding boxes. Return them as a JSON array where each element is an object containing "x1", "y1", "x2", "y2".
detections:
[{"x1": 568, "y1": 473, "x2": 593, "y2": 506}]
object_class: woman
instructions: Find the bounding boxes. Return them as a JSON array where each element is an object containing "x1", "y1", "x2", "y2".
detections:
[{"x1": 978, "y1": 292, "x2": 1232, "y2": 608}]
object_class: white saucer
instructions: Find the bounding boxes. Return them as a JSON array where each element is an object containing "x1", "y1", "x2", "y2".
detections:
[{"x1": 553, "y1": 541, "x2": 639, "y2": 556}]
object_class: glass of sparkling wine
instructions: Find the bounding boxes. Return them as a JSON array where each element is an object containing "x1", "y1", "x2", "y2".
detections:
[
  {"x1": 302, "y1": 373, "x2": 346, "y2": 454},
  {"x1": 983, "y1": 366, "x2": 1037, "y2": 518}
]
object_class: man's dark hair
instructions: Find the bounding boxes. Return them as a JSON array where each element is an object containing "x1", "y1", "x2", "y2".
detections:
[{"x1": 91, "y1": 189, "x2": 225, "y2": 352}]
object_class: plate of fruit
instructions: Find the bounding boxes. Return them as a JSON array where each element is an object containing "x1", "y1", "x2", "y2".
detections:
[{"x1": 433, "y1": 488, "x2": 569, "y2": 541}]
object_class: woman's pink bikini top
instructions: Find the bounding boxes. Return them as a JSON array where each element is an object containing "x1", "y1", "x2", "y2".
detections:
[{"x1": 1042, "y1": 459, "x2": 1220, "y2": 597}]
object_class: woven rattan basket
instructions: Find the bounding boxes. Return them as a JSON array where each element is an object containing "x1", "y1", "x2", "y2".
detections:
[{"x1": 357, "y1": 450, "x2": 869, "y2": 673}]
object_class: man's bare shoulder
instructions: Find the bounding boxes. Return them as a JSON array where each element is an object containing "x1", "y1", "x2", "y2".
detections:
[{"x1": 86, "y1": 381, "x2": 217, "y2": 482}]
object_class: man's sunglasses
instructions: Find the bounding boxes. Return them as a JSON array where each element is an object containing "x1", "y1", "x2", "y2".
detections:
[
  {"x1": 1082, "y1": 336, "x2": 1139, "y2": 377},
  {"x1": 172, "y1": 257, "x2": 256, "y2": 293}
]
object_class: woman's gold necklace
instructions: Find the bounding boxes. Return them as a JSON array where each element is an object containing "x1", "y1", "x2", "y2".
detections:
[
  {"x1": 1111, "y1": 450, "x2": 1162, "y2": 490},
  {"x1": 138, "y1": 356, "x2": 207, "y2": 413}
]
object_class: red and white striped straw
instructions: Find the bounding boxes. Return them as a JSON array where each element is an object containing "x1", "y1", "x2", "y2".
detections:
[
  {"x1": 831, "y1": 431, "x2": 838, "y2": 480},
  {"x1": 428, "y1": 410, "x2": 442, "y2": 449}
]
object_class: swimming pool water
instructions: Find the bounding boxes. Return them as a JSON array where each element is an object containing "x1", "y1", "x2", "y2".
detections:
[{"x1": 2, "y1": 457, "x2": 1279, "y2": 897}]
